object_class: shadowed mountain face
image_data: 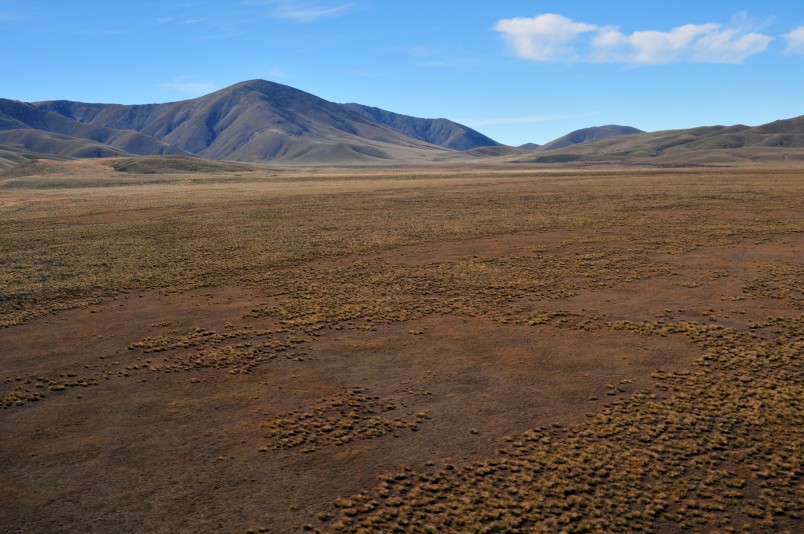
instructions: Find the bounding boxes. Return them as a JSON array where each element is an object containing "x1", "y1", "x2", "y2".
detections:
[
  {"x1": 0, "y1": 98, "x2": 192, "y2": 159},
  {"x1": 537, "y1": 125, "x2": 644, "y2": 151},
  {"x1": 32, "y1": 80, "x2": 452, "y2": 164},
  {"x1": 341, "y1": 104, "x2": 500, "y2": 150}
]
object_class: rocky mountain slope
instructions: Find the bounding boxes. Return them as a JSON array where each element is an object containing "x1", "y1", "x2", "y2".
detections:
[
  {"x1": 31, "y1": 80, "x2": 452, "y2": 164},
  {"x1": 341, "y1": 104, "x2": 500, "y2": 150}
]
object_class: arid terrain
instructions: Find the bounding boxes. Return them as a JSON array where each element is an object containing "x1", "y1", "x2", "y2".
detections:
[{"x1": 0, "y1": 160, "x2": 801, "y2": 533}]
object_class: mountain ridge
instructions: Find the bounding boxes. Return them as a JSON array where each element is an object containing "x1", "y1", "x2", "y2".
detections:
[
  {"x1": 341, "y1": 104, "x2": 500, "y2": 151},
  {"x1": 28, "y1": 80, "x2": 496, "y2": 165},
  {"x1": 34, "y1": 80, "x2": 447, "y2": 162},
  {"x1": 1, "y1": 80, "x2": 803, "y2": 170}
]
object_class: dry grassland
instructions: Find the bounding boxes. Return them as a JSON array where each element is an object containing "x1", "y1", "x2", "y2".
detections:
[{"x1": 0, "y1": 162, "x2": 801, "y2": 533}]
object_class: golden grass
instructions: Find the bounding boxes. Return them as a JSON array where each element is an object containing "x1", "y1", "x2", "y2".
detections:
[
  {"x1": 2, "y1": 168, "x2": 800, "y2": 329},
  {"x1": 259, "y1": 388, "x2": 430, "y2": 453},
  {"x1": 1, "y1": 165, "x2": 802, "y2": 531},
  {"x1": 322, "y1": 317, "x2": 802, "y2": 533}
]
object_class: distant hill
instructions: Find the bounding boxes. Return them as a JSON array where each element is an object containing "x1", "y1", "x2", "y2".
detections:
[
  {"x1": 538, "y1": 125, "x2": 643, "y2": 151},
  {"x1": 32, "y1": 80, "x2": 453, "y2": 164},
  {"x1": 458, "y1": 146, "x2": 529, "y2": 158},
  {"x1": 341, "y1": 104, "x2": 500, "y2": 150},
  {"x1": 517, "y1": 143, "x2": 541, "y2": 151},
  {"x1": 515, "y1": 116, "x2": 804, "y2": 166}
]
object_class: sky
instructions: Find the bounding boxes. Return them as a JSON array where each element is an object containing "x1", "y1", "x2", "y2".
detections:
[{"x1": 1, "y1": 1, "x2": 803, "y2": 145}]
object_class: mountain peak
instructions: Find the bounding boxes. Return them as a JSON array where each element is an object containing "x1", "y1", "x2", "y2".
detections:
[
  {"x1": 220, "y1": 79, "x2": 288, "y2": 94},
  {"x1": 19, "y1": 80, "x2": 465, "y2": 164}
]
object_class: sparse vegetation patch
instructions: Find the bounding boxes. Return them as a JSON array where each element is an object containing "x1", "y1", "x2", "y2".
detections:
[
  {"x1": 320, "y1": 316, "x2": 802, "y2": 533},
  {"x1": 260, "y1": 388, "x2": 430, "y2": 453}
]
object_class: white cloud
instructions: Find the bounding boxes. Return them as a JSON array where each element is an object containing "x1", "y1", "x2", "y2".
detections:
[
  {"x1": 597, "y1": 24, "x2": 772, "y2": 64},
  {"x1": 495, "y1": 13, "x2": 772, "y2": 64},
  {"x1": 160, "y1": 77, "x2": 219, "y2": 95},
  {"x1": 494, "y1": 14, "x2": 596, "y2": 62},
  {"x1": 690, "y1": 28, "x2": 772, "y2": 63},
  {"x1": 783, "y1": 26, "x2": 804, "y2": 55},
  {"x1": 728, "y1": 11, "x2": 775, "y2": 34}
]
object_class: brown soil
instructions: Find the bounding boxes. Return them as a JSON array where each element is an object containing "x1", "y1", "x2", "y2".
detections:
[{"x1": 0, "y1": 167, "x2": 801, "y2": 533}]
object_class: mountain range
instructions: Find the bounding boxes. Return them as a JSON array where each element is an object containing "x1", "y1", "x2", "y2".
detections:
[
  {"x1": 1, "y1": 79, "x2": 803, "y2": 170},
  {"x1": 1, "y1": 80, "x2": 507, "y2": 168}
]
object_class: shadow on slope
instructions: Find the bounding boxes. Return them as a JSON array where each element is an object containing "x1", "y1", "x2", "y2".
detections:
[{"x1": 111, "y1": 155, "x2": 259, "y2": 174}]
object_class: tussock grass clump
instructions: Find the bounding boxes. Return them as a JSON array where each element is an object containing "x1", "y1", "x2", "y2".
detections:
[
  {"x1": 743, "y1": 263, "x2": 803, "y2": 309},
  {"x1": 320, "y1": 316, "x2": 803, "y2": 532},
  {"x1": 1, "y1": 373, "x2": 99, "y2": 408},
  {"x1": 128, "y1": 325, "x2": 306, "y2": 373},
  {"x1": 260, "y1": 388, "x2": 430, "y2": 453},
  {"x1": 248, "y1": 251, "x2": 673, "y2": 331}
]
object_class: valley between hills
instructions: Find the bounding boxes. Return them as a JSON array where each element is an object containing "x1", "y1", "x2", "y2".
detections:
[{"x1": 0, "y1": 159, "x2": 801, "y2": 532}]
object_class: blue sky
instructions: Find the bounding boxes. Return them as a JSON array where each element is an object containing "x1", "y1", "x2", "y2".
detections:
[{"x1": 1, "y1": 1, "x2": 803, "y2": 145}]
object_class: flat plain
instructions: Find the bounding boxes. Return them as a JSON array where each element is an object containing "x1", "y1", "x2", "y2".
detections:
[{"x1": 0, "y1": 160, "x2": 802, "y2": 533}]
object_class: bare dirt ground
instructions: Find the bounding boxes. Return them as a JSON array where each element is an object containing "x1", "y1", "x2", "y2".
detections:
[{"x1": 0, "y1": 164, "x2": 801, "y2": 533}]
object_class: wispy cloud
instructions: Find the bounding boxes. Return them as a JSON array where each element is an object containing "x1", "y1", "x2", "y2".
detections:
[
  {"x1": 267, "y1": 68, "x2": 290, "y2": 78},
  {"x1": 460, "y1": 113, "x2": 598, "y2": 127},
  {"x1": 160, "y1": 76, "x2": 219, "y2": 95},
  {"x1": 783, "y1": 26, "x2": 804, "y2": 56},
  {"x1": 494, "y1": 12, "x2": 773, "y2": 64},
  {"x1": 0, "y1": 10, "x2": 26, "y2": 22},
  {"x1": 70, "y1": 28, "x2": 128, "y2": 37},
  {"x1": 391, "y1": 44, "x2": 484, "y2": 68},
  {"x1": 155, "y1": 11, "x2": 243, "y2": 39},
  {"x1": 390, "y1": 45, "x2": 436, "y2": 58},
  {"x1": 0, "y1": 0, "x2": 31, "y2": 23},
  {"x1": 419, "y1": 56, "x2": 483, "y2": 68},
  {"x1": 341, "y1": 67, "x2": 380, "y2": 78},
  {"x1": 246, "y1": 0, "x2": 353, "y2": 22}
]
